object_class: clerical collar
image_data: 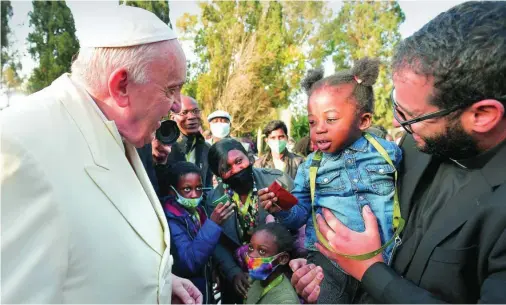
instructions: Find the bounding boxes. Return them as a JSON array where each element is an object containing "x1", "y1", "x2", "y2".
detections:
[{"x1": 450, "y1": 140, "x2": 506, "y2": 170}]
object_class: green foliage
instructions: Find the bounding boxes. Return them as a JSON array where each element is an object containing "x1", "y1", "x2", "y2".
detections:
[
  {"x1": 291, "y1": 114, "x2": 309, "y2": 142},
  {"x1": 317, "y1": 1, "x2": 405, "y2": 129},
  {"x1": 1, "y1": 0, "x2": 13, "y2": 69},
  {"x1": 26, "y1": 1, "x2": 79, "y2": 93},
  {"x1": 177, "y1": 1, "x2": 331, "y2": 134},
  {"x1": 122, "y1": 0, "x2": 172, "y2": 28}
]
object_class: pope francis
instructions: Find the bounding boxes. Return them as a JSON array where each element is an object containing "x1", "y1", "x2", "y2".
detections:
[{"x1": 1, "y1": 5, "x2": 202, "y2": 304}]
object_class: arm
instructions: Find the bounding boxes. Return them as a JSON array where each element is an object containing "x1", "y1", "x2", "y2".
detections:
[
  {"x1": 274, "y1": 163, "x2": 311, "y2": 230},
  {"x1": 168, "y1": 218, "x2": 222, "y2": 276},
  {"x1": 212, "y1": 243, "x2": 243, "y2": 283},
  {"x1": 1, "y1": 135, "x2": 67, "y2": 303}
]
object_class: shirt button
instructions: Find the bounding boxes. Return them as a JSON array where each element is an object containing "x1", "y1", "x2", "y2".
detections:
[
  {"x1": 347, "y1": 160, "x2": 353, "y2": 164},
  {"x1": 359, "y1": 196, "x2": 364, "y2": 200},
  {"x1": 379, "y1": 169, "x2": 385, "y2": 174},
  {"x1": 353, "y1": 179, "x2": 358, "y2": 183},
  {"x1": 323, "y1": 178, "x2": 329, "y2": 183}
]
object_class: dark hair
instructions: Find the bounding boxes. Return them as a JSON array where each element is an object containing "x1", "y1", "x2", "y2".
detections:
[
  {"x1": 263, "y1": 120, "x2": 288, "y2": 138},
  {"x1": 157, "y1": 161, "x2": 202, "y2": 197},
  {"x1": 301, "y1": 57, "x2": 380, "y2": 114},
  {"x1": 207, "y1": 138, "x2": 252, "y2": 177},
  {"x1": 392, "y1": 2, "x2": 506, "y2": 112},
  {"x1": 253, "y1": 222, "x2": 294, "y2": 255}
]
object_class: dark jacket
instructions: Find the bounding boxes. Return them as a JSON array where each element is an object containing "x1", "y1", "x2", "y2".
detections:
[
  {"x1": 136, "y1": 143, "x2": 159, "y2": 195},
  {"x1": 164, "y1": 133, "x2": 213, "y2": 188},
  {"x1": 361, "y1": 135, "x2": 506, "y2": 303},
  {"x1": 163, "y1": 197, "x2": 222, "y2": 304},
  {"x1": 254, "y1": 149, "x2": 304, "y2": 180},
  {"x1": 204, "y1": 168, "x2": 293, "y2": 303}
]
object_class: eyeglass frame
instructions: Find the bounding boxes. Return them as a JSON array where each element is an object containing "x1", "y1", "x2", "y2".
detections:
[
  {"x1": 175, "y1": 108, "x2": 202, "y2": 117},
  {"x1": 391, "y1": 88, "x2": 468, "y2": 134}
]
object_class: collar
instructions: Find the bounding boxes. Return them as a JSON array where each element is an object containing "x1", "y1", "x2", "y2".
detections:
[
  {"x1": 347, "y1": 135, "x2": 369, "y2": 152},
  {"x1": 450, "y1": 140, "x2": 506, "y2": 170},
  {"x1": 72, "y1": 76, "x2": 124, "y2": 152}
]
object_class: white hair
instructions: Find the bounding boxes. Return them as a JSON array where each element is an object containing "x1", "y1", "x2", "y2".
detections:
[{"x1": 71, "y1": 43, "x2": 162, "y2": 94}]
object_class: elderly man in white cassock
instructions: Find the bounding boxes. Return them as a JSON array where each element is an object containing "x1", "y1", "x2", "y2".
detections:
[{"x1": 1, "y1": 5, "x2": 202, "y2": 304}]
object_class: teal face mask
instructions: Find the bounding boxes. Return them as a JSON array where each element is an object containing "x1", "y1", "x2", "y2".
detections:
[{"x1": 170, "y1": 186, "x2": 203, "y2": 209}]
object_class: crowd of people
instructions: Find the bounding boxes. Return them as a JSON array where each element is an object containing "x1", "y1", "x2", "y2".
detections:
[{"x1": 1, "y1": 1, "x2": 506, "y2": 304}]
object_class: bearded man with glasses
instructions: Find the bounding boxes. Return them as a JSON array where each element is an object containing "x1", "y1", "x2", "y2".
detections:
[{"x1": 288, "y1": 2, "x2": 506, "y2": 304}]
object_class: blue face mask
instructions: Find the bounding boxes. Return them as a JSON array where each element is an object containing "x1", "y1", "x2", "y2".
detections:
[{"x1": 170, "y1": 186, "x2": 203, "y2": 209}]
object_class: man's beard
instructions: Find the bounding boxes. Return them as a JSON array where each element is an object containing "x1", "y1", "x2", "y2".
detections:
[{"x1": 418, "y1": 119, "x2": 480, "y2": 160}]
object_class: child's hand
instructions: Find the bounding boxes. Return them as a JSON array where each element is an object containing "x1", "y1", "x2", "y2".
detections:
[
  {"x1": 210, "y1": 202, "x2": 235, "y2": 225},
  {"x1": 258, "y1": 188, "x2": 281, "y2": 213},
  {"x1": 233, "y1": 272, "x2": 250, "y2": 298}
]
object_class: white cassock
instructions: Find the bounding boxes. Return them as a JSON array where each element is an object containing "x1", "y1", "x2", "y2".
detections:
[{"x1": 1, "y1": 74, "x2": 173, "y2": 303}]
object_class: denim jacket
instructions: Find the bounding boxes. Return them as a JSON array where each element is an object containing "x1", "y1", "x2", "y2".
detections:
[{"x1": 275, "y1": 134, "x2": 402, "y2": 263}]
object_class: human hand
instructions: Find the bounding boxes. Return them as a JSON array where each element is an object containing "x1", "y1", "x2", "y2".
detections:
[
  {"x1": 210, "y1": 202, "x2": 235, "y2": 225},
  {"x1": 152, "y1": 138, "x2": 171, "y2": 164},
  {"x1": 233, "y1": 272, "x2": 251, "y2": 298},
  {"x1": 171, "y1": 274, "x2": 203, "y2": 304},
  {"x1": 257, "y1": 187, "x2": 281, "y2": 213},
  {"x1": 315, "y1": 206, "x2": 384, "y2": 281},
  {"x1": 289, "y1": 258, "x2": 324, "y2": 304}
]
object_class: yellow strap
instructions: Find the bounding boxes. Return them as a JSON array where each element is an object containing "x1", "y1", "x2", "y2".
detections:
[
  {"x1": 310, "y1": 133, "x2": 405, "y2": 260},
  {"x1": 232, "y1": 191, "x2": 253, "y2": 216}
]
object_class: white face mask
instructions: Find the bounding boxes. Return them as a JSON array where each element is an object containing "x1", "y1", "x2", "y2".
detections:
[
  {"x1": 210, "y1": 122, "x2": 230, "y2": 138},
  {"x1": 267, "y1": 139, "x2": 287, "y2": 154}
]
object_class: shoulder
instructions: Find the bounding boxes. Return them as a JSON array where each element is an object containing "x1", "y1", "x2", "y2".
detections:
[
  {"x1": 266, "y1": 275, "x2": 300, "y2": 304},
  {"x1": 288, "y1": 152, "x2": 305, "y2": 163}
]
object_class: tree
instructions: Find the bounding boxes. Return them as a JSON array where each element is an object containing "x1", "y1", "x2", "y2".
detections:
[
  {"x1": 318, "y1": 1, "x2": 405, "y2": 128},
  {"x1": 291, "y1": 114, "x2": 309, "y2": 142},
  {"x1": 26, "y1": 1, "x2": 79, "y2": 93},
  {"x1": 1, "y1": 0, "x2": 13, "y2": 69},
  {"x1": 122, "y1": 1, "x2": 172, "y2": 28},
  {"x1": 2, "y1": 63, "x2": 23, "y2": 107},
  {"x1": 177, "y1": 1, "x2": 331, "y2": 135}
]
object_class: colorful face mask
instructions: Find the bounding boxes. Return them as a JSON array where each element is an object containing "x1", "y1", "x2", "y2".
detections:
[
  {"x1": 245, "y1": 252, "x2": 286, "y2": 280},
  {"x1": 170, "y1": 186, "x2": 203, "y2": 209},
  {"x1": 267, "y1": 139, "x2": 287, "y2": 154}
]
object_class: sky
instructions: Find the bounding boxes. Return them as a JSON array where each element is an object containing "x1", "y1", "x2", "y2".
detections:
[{"x1": 1, "y1": 0, "x2": 465, "y2": 107}]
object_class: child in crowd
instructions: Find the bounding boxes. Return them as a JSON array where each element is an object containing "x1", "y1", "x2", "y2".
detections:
[
  {"x1": 244, "y1": 223, "x2": 300, "y2": 304},
  {"x1": 261, "y1": 58, "x2": 402, "y2": 303},
  {"x1": 159, "y1": 161, "x2": 234, "y2": 304}
]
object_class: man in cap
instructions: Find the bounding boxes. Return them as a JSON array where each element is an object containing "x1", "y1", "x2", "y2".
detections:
[
  {"x1": 1, "y1": 5, "x2": 201, "y2": 304},
  {"x1": 207, "y1": 110, "x2": 232, "y2": 145}
]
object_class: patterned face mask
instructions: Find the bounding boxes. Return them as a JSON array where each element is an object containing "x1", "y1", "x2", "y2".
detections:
[
  {"x1": 170, "y1": 186, "x2": 202, "y2": 209},
  {"x1": 245, "y1": 252, "x2": 286, "y2": 280}
]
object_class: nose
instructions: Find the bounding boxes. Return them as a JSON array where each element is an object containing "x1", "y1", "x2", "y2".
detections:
[
  {"x1": 189, "y1": 190, "x2": 200, "y2": 198},
  {"x1": 171, "y1": 93, "x2": 182, "y2": 114},
  {"x1": 315, "y1": 121, "x2": 327, "y2": 134}
]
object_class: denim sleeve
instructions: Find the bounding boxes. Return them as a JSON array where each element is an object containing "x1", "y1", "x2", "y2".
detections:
[{"x1": 274, "y1": 158, "x2": 312, "y2": 230}]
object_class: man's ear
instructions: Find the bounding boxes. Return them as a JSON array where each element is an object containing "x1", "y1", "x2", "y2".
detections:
[
  {"x1": 108, "y1": 68, "x2": 130, "y2": 108},
  {"x1": 465, "y1": 99, "x2": 505, "y2": 133},
  {"x1": 359, "y1": 112, "x2": 373, "y2": 131},
  {"x1": 278, "y1": 252, "x2": 290, "y2": 265}
]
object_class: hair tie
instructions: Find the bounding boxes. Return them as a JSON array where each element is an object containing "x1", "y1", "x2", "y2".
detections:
[{"x1": 354, "y1": 75, "x2": 363, "y2": 84}]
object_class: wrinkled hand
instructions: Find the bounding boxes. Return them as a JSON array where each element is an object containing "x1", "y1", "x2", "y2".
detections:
[
  {"x1": 210, "y1": 202, "x2": 235, "y2": 225},
  {"x1": 315, "y1": 206, "x2": 384, "y2": 281},
  {"x1": 171, "y1": 274, "x2": 203, "y2": 304},
  {"x1": 233, "y1": 272, "x2": 251, "y2": 298},
  {"x1": 258, "y1": 188, "x2": 281, "y2": 213},
  {"x1": 152, "y1": 138, "x2": 171, "y2": 165},
  {"x1": 289, "y1": 258, "x2": 324, "y2": 304}
]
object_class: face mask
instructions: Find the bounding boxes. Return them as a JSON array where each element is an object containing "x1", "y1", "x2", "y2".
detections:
[
  {"x1": 170, "y1": 186, "x2": 202, "y2": 209},
  {"x1": 210, "y1": 122, "x2": 230, "y2": 138},
  {"x1": 267, "y1": 140, "x2": 287, "y2": 154},
  {"x1": 245, "y1": 252, "x2": 285, "y2": 280},
  {"x1": 222, "y1": 165, "x2": 253, "y2": 195}
]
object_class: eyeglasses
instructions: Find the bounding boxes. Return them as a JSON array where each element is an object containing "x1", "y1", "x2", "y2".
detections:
[
  {"x1": 391, "y1": 88, "x2": 467, "y2": 134},
  {"x1": 176, "y1": 108, "x2": 201, "y2": 117}
]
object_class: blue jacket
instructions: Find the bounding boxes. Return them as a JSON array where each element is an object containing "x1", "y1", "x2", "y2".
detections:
[
  {"x1": 275, "y1": 134, "x2": 402, "y2": 263},
  {"x1": 163, "y1": 197, "x2": 222, "y2": 304}
]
